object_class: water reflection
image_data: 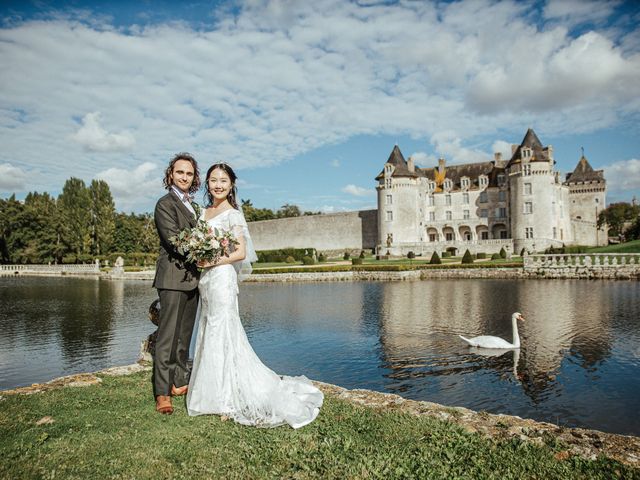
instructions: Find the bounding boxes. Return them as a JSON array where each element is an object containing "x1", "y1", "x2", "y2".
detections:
[{"x1": 1, "y1": 277, "x2": 638, "y2": 436}]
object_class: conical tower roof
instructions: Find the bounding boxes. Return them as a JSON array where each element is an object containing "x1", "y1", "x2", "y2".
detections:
[
  {"x1": 507, "y1": 128, "x2": 551, "y2": 167},
  {"x1": 565, "y1": 154, "x2": 605, "y2": 184},
  {"x1": 375, "y1": 145, "x2": 419, "y2": 180}
]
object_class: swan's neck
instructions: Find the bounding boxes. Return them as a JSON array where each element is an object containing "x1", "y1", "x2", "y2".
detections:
[{"x1": 512, "y1": 317, "x2": 520, "y2": 348}]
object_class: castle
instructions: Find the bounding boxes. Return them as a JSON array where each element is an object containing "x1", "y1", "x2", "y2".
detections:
[{"x1": 376, "y1": 128, "x2": 607, "y2": 257}]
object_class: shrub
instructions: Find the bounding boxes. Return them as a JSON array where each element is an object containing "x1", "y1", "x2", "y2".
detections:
[
  {"x1": 255, "y1": 248, "x2": 317, "y2": 263},
  {"x1": 302, "y1": 256, "x2": 315, "y2": 265},
  {"x1": 429, "y1": 251, "x2": 441, "y2": 264},
  {"x1": 499, "y1": 247, "x2": 507, "y2": 259},
  {"x1": 407, "y1": 251, "x2": 415, "y2": 259},
  {"x1": 343, "y1": 252, "x2": 351, "y2": 260},
  {"x1": 285, "y1": 256, "x2": 296, "y2": 263},
  {"x1": 461, "y1": 249, "x2": 474, "y2": 264},
  {"x1": 318, "y1": 253, "x2": 326, "y2": 262},
  {"x1": 441, "y1": 251, "x2": 451, "y2": 258},
  {"x1": 491, "y1": 253, "x2": 501, "y2": 260},
  {"x1": 351, "y1": 258, "x2": 363, "y2": 265},
  {"x1": 359, "y1": 250, "x2": 365, "y2": 259},
  {"x1": 476, "y1": 252, "x2": 486, "y2": 259}
]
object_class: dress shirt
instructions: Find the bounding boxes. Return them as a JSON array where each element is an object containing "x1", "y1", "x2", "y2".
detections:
[{"x1": 171, "y1": 185, "x2": 196, "y2": 216}]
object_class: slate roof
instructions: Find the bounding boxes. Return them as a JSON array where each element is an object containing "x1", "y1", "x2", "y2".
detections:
[
  {"x1": 506, "y1": 128, "x2": 552, "y2": 167},
  {"x1": 375, "y1": 145, "x2": 419, "y2": 180},
  {"x1": 565, "y1": 155, "x2": 605, "y2": 184}
]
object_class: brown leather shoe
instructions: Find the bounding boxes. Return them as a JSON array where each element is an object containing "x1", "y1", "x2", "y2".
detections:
[
  {"x1": 156, "y1": 395, "x2": 173, "y2": 415},
  {"x1": 171, "y1": 384, "x2": 188, "y2": 396}
]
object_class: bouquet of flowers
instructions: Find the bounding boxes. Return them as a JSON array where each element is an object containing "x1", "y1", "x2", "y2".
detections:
[{"x1": 170, "y1": 218, "x2": 239, "y2": 268}]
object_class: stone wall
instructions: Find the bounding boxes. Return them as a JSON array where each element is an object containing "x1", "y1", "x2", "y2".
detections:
[{"x1": 248, "y1": 210, "x2": 378, "y2": 253}]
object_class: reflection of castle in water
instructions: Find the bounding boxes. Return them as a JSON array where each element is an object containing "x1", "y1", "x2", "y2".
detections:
[{"x1": 375, "y1": 280, "x2": 613, "y2": 402}]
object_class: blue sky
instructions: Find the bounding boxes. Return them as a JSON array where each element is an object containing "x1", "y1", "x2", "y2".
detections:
[{"x1": 0, "y1": 0, "x2": 639, "y2": 213}]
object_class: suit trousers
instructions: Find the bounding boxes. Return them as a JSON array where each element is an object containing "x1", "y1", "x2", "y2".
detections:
[{"x1": 153, "y1": 288, "x2": 199, "y2": 396}]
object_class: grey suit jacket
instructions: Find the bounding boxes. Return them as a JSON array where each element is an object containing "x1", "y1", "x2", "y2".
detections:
[{"x1": 153, "y1": 191, "x2": 200, "y2": 291}]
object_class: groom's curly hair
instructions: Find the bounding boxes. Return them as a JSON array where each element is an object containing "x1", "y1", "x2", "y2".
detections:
[{"x1": 163, "y1": 152, "x2": 201, "y2": 195}]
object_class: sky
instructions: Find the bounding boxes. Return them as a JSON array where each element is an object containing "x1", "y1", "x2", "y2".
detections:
[{"x1": 0, "y1": 0, "x2": 639, "y2": 214}]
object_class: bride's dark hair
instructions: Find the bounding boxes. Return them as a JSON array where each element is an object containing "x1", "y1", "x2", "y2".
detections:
[{"x1": 204, "y1": 163, "x2": 239, "y2": 209}]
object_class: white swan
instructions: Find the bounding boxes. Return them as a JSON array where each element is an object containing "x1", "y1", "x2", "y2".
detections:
[{"x1": 459, "y1": 312, "x2": 525, "y2": 349}]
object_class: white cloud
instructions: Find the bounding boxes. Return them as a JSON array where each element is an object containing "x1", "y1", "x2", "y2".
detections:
[
  {"x1": 491, "y1": 140, "x2": 514, "y2": 162},
  {"x1": 342, "y1": 184, "x2": 373, "y2": 197},
  {"x1": 71, "y1": 112, "x2": 135, "y2": 152},
  {"x1": 95, "y1": 162, "x2": 160, "y2": 211},
  {"x1": 410, "y1": 151, "x2": 437, "y2": 169},
  {"x1": 0, "y1": 0, "x2": 638, "y2": 210},
  {"x1": 430, "y1": 131, "x2": 489, "y2": 164},
  {"x1": 543, "y1": 0, "x2": 621, "y2": 28},
  {"x1": 0, "y1": 163, "x2": 28, "y2": 191},
  {"x1": 603, "y1": 158, "x2": 640, "y2": 200},
  {"x1": 330, "y1": 158, "x2": 340, "y2": 168}
]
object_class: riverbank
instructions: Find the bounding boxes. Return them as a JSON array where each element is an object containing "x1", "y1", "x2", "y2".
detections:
[{"x1": 1, "y1": 364, "x2": 639, "y2": 479}]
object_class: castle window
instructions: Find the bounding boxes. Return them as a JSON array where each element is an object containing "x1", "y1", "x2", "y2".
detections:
[
  {"x1": 480, "y1": 209, "x2": 488, "y2": 218},
  {"x1": 524, "y1": 202, "x2": 533, "y2": 214},
  {"x1": 427, "y1": 195, "x2": 434, "y2": 206},
  {"x1": 524, "y1": 183, "x2": 532, "y2": 195},
  {"x1": 429, "y1": 234, "x2": 437, "y2": 242},
  {"x1": 481, "y1": 231, "x2": 489, "y2": 240},
  {"x1": 463, "y1": 192, "x2": 469, "y2": 204},
  {"x1": 595, "y1": 198, "x2": 599, "y2": 204},
  {"x1": 446, "y1": 194, "x2": 451, "y2": 205},
  {"x1": 463, "y1": 210, "x2": 470, "y2": 220},
  {"x1": 428, "y1": 181, "x2": 436, "y2": 192},
  {"x1": 496, "y1": 207, "x2": 507, "y2": 218},
  {"x1": 385, "y1": 194, "x2": 392, "y2": 205},
  {"x1": 445, "y1": 232, "x2": 454, "y2": 241},
  {"x1": 523, "y1": 165, "x2": 531, "y2": 176},
  {"x1": 479, "y1": 175, "x2": 488, "y2": 187},
  {"x1": 446, "y1": 211, "x2": 452, "y2": 220},
  {"x1": 525, "y1": 227, "x2": 534, "y2": 239},
  {"x1": 497, "y1": 174, "x2": 506, "y2": 186},
  {"x1": 385, "y1": 178, "x2": 392, "y2": 189},
  {"x1": 498, "y1": 191, "x2": 506, "y2": 202},
  {"x1": 444, "y1": 179, "x2": 453, "y2": 191},
  {"x1": 479, "y1": 191, "x2": 488, "y2": 203},
  {"x1": 386, "y1": 211, "x2": 393, "y2": 221},
  {"x1": 461, "y1": 177, "x2": 470, "y2": 189},
  {"x1": 500, "y1": 231, "x2": 508, "y2": 239},
  {"x1": 553, "y1": 227, "x2": 557, "y2": 239},
  {"x1": 429, "y1": 211, "x2": 435, "y2": 221}
]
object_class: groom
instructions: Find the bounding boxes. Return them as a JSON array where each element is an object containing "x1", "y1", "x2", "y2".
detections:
[{"x1": 152, "y1": 152, "x2": 201, "y2": 414}]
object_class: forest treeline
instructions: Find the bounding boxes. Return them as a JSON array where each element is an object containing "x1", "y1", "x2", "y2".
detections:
[{"x1": 0, "y1": 178, "x2": 316, "y2": 264}]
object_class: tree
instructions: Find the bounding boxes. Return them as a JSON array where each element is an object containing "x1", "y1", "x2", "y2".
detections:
[
  {"x1": 89, "y1": 179, "x2": 116, "y2": 256},
  {"x1": 240, "y1": 199, "x2": 276, "y2": 222},
  {"x1": 58, "y1": 178, "x2": 92, "y2": 258},
  {"x1": 277, "y1": 203, "x2": 301, "y2": 218},
  {"x1": 597, "y1": 202, "x2": 640, "y2": 237}
]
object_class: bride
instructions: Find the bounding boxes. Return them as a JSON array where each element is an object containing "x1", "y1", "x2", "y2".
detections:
[{"x1": 186, "y1": 163, "x2": 323, "y2": 428}]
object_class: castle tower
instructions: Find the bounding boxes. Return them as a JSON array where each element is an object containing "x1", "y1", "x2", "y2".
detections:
[
  {"x1": 565, "y1": 153, "x2": 607, "y2": 246},
  {"x1": 375, "y1": 146, "x2": 421, "y2": 253},
  {"x1": 507, "y1": 128, "x2": 569, "y2": 253}
]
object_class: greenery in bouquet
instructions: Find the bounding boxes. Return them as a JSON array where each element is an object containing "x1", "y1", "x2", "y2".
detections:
[{"x1": 170, "y1": 219, "x2": 239, "y2": 268}]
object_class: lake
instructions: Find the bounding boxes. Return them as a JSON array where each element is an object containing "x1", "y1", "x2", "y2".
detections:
[{"x1": 1, "y1": 276, "x2": 638, "y2": 436}]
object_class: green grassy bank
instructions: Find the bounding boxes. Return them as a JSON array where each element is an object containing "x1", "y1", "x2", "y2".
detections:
[{"x1": 1, "y1": 371, "x2": 637, "y2": 479}]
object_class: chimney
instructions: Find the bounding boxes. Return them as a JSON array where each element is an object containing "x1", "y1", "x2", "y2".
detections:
[
  {"x1": 407, "y1": 156, "x2": 415, "y2": 172},
  {"x1": 494, "y1": 152, "x2": 502, "y2": 161},
  {"x1": 438, "y1": 157, "x2": 446, "y2": 173}
]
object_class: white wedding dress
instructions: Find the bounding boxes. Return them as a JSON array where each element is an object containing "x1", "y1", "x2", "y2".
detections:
[{"x1": 186, "y1": 208, "x2": 323, "y2": 428}]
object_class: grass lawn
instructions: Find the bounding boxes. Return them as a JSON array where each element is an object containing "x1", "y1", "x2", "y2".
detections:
[
  {"x1": 588, "y1": 239, "x2": 640, "y2": 254},
  {"x1": 1, "y1": 371, "x2": 637, "y2": 479}
]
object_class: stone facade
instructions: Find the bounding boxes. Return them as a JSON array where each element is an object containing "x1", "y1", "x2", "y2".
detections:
[
  {"x1": 248, "y1": 209, "x2": 377, "y2": 254},
  {"x1": 377, "y1": 129, "x2": 608, "y2": 256}
]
